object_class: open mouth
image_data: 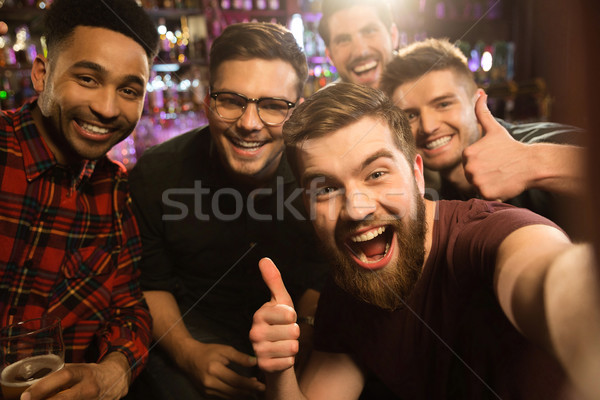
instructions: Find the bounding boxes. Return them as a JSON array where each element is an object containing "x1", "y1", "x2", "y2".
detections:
[
  {"x1": 344, "y1": 225, "x2": 396, "y2": 270},
  {"x1": 424, "y1": 135, "x2": 451, "y2": 150},
  {"x1": 74, "y1": 120, "x2": 114, "y2": 141},
  {"x1": 228, "y1": 136, "x2": 268, "y2": 152},
  {"x1": 352, "y1": 60, "x2": 378, "y2": 75}
]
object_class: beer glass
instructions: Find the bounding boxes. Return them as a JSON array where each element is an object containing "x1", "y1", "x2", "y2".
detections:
[{"x1": 0, "y1": 317, "x2": 64, "y2": 400}]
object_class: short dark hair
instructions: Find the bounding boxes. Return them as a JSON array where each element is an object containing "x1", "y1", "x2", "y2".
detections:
[
  {"x1": 318, "y1": 0, "x2": 394, "y2": 46},
  {"x1": 381, "y1": 38, "x2": 477, "y2": 98},
  {"x1": 209, "y1": 22, "x2": 308, "y2": 98},
  {"x1": 44, "y1": 0, "x2": 159, "y2": 60},
  {"x1": 283, "y1": 82, "x2": 415, "y2": 179}
]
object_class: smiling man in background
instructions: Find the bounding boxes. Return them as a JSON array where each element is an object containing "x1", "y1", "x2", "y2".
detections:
[
  {"x1": 129, "y1": 22, "x2": 328, "y2": 400},
  {"x1": 0, "y1": 0, "x2": 159, "y2": 399},
  {"x1": 317, "y1": 0, "x2": 399, "y2": 88},
  {"x1": 380, "y1": 38, "x2": 585, "y2": 236}
]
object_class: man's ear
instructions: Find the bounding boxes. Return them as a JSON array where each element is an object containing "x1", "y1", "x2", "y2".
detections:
[
  {"x1": 325, "y1": 47, "x2": 334, "y2": 66},
  {"x1": 31, "y1": 55, "x2": 49, "y2": 94},
  {"x1": 390, "y1": 23, "x2": 400, "y2": 51},
  {"x1": 413, "y1": 154, "x2": 425, "y2": 196},
  {"x1": 201, "y1": 90, "x2": 211, "y2": 116}
]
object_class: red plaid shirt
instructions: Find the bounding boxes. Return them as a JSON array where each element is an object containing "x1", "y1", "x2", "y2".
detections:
[{"x1": 0, "y1": 100, "x2": 151, "y2": 378}]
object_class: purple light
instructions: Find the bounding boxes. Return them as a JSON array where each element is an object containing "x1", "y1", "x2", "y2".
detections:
[
  {"x1": 314, "y1": 65, "x2": 322, "y2": 77},
  {"x1": 468, "y1": 49, "x2": 480, "y2": 72}
]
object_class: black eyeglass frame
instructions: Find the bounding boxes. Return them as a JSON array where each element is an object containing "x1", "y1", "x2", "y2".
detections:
[{"x1": 209, "y1": 91, "x2": 298, "y2": 126}]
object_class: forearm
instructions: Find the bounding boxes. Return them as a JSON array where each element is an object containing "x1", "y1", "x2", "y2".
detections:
[
  {"x1": 545, "y1": 244, "x2": 600, "y2": 399},
  {"x1": 265, "y1": 369, "x2": 306, "y2": 400},
  {"x1": 100, "y1": 264, "x2": 152, "y2": 379},
  {"x1": 295, "y1": 289, "x2": 320, "y2": 375},
  {"x1": 144, "y1": 290, "x2": 198, "y2": 366},
  {"x1": 497, "y1": 231, "x2": 600, "y2": 399},
  {"x1": 527, "y1": 143, "x2": 585, "y2": 196},
  {"x1": 98, "y1": 352, "x2": 131, "y2": 397}
]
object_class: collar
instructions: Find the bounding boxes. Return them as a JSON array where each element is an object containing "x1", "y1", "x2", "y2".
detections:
[{"x1": 15, "y1": 100, "x2": 98, "y2": 190}]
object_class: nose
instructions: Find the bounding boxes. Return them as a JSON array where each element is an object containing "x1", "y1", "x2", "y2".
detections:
[
  {"x1": 89, "y1": 88, "x2": 120, "y2": 120},
  {"x1": 342, "y1": 188, "x2": 376, "y2": 221},
  {"x1": 352, "y1": 34, "x2": 371, "y2": 57},
  {"x1": 236, "y1": 102, "x2": 263, "y2": 132},
  {"x1": 418, "y1": 109, "x2": 440, "y2": 136}
]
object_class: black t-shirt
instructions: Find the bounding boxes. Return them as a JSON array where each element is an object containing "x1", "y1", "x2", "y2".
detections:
[
  {"x1": 129, "y1": 126, "x2": 329, "y2": 338},
  {"x1": 314, "y1": 199, "x2": 568, "y2": 399}
]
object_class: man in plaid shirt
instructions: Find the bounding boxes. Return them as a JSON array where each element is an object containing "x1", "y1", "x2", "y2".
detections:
[{"x1": 0, "y1": 0, "x2": 158, "y2": 398}]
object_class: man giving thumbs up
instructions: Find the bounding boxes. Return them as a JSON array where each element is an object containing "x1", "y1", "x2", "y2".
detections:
[{"x1": 381, "y1": 38, "x2": 585, "y2": 236}]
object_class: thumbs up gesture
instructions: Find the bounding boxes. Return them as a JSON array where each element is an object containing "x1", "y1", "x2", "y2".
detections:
[
  {"x1": 0, "y1": 22, "x2": 7, "y2": 35},
  {"x1": 250, "y1": 258, "x2": 300, "y2": 373},
  {"x1": 462, "y1": 92, "x2": 532, "y2": 201}
]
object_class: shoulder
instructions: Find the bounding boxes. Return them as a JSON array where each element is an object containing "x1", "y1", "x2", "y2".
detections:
[
  {"x1": 436, "y1": 199, "x2": 561, "y2": 261},
  {"x1": 130, "y1": 126, "x2": 210, "y2": 183},
  {"x1": 438, "y1": 198, "x2": 558, "y2": 232},
  {"x1": 432, "y1": 199, "x2": 561, "y2": 283},
  {"x1": 437, "y1": 198, "x2": 518, "y2": 222},
  {"x1": 138, "y1": 126, "x2": 210, "y2": 163},
  {"x1": 497, "y1": 118, "x2": 584, "y2": 145}
]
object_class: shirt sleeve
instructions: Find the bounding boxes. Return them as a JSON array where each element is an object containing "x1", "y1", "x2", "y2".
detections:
[
  {"x1": 498, "y1": 118, "x2": 585, "y2": 146},
  {"x1": 128, "y1": 154, "x2": 178, "y2": 292},
  {"x1": 95, "y1": 178, "x2": 152, "y2": 380},
  {"x1": 449, "y1": 200, "x2": 563, "y2": 285}
]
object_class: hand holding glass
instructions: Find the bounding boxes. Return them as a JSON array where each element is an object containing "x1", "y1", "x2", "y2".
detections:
[{"x1": 0, "y1": 317, "x2": 64, "y2": 400}]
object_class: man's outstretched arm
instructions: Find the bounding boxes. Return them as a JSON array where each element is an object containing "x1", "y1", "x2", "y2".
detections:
[{"x1": 494, "y1": 225, "x2": 600, "y2": 399}]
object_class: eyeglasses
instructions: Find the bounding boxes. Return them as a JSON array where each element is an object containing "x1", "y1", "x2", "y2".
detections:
[{"x1": 209, "y1": 91, "x2": 297, "y2": 126}]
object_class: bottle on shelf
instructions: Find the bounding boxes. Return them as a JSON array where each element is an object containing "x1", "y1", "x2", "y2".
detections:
[{"x1": 254, "y1": 0, "x2": 267, "y2": 10}]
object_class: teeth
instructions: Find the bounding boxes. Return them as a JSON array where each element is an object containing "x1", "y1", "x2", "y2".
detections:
[
  {"x1": 425, "y1": 136, "x2": 451, "y2": 150},
  {"x1": 353, "y1": 60, "x2": 377, "y2": 74},
  {"x1": 80, "y1": 122, "x2": 109, "y2": 135},
  {"x1": 351, "y1": 226, "x2": 385, "y2": 243},
  {"x1": 231, "y1": 138, "x2": 264, "y2": 150}
]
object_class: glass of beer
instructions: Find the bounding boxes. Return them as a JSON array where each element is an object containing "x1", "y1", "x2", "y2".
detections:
[{"x1": 0, "y1": 317, "x2": 64, "y2": 400}]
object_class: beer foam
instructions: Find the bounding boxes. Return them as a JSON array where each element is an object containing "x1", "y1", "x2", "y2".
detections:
[{"x1": 0, "y1": 354, "x2": 64, "y2": 388}]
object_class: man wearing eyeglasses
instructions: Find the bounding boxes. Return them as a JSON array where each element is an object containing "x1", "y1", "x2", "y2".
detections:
[{"x1": 127, "y1": 23, "x2": 328, "y2": 400}]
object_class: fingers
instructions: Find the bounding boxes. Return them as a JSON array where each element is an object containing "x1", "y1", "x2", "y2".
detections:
[
  {"x1": 215, "y1": 363, "x2": 265, "y2": 393},
  {"x1": 259, "y1": 257, "x2": 294, "y2": 307},
  {"x1": 223, "y1": 347, "x2": 259, "y2": 368},
  {"x1": 253, "y1": 337, "x2": 299, "y2": 360},
  {"x1": 203, "y1": 363, "x2": 264, "y2": 399},
  {"x1": 255, "y1": 353, "x2": 296, "y2": 373},
  {"x1": 0, "y1": 22, "x2": 7, "y2": 35},
  {"x1": 23, "y1": 367, "x2": 77, "y2": 400},
  {"x1": 250, "y1": 314, "x2": 299, "y2": 344}
]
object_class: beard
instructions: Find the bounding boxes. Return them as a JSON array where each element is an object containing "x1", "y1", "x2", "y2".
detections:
[{"x1": 321, "y1": 192, "x2": 426, "y2": 311}]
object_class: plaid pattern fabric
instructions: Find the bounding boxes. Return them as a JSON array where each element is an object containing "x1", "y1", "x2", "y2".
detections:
[{"x1": 0, "y1": 101, "x2": 151, "y2": 378}]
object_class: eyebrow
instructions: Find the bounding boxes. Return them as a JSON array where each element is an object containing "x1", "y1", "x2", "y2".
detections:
[
  {"x1": 429, "y1": 93, "x2": 457, "y2": 105},
  {"x1": 361, "y1": 149, "x2": 395, "y2": 170},
  {"x1": 300, "y1": 148, "x2": 396, "y2": 187},
  {"x1": 360, "y1": 21, "x2": 380, "y2": 33},
  {"x1": 70, "y1": 60, "x2": 146, "y2": 87}
]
